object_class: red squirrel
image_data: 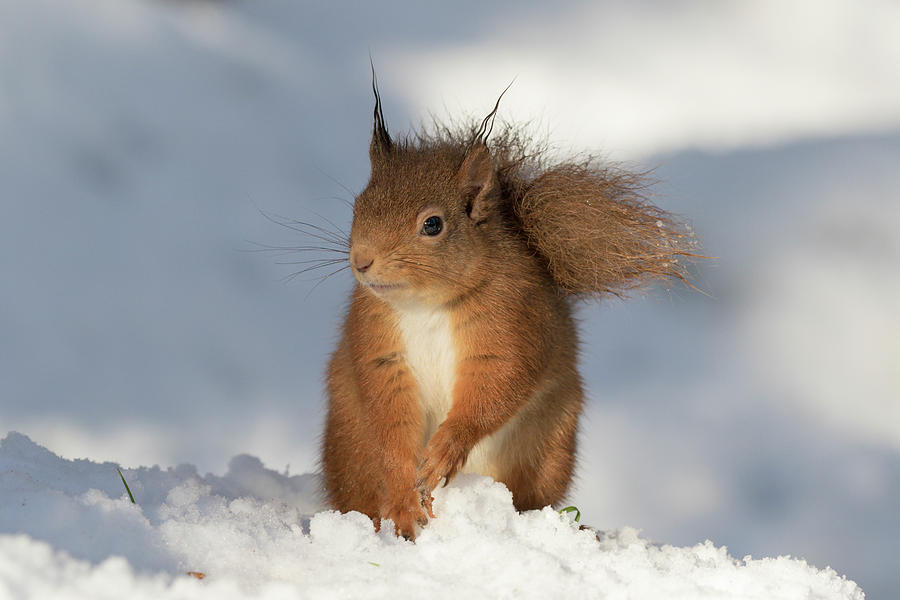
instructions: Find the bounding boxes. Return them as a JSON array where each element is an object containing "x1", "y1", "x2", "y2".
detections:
[{"x1": 320, "y1": 79, "x2": 698, "y2": 539}]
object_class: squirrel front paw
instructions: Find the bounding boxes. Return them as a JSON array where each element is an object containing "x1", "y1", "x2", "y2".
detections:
[
  {"x1": 415, "y1": 426, "x2": 470, "y2": 496},
  {"x1": 383, "y1": 490, "x2": 430, "y2": 541}
]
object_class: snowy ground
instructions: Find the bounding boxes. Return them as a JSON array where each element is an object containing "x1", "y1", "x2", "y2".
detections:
[
  {"x1": 0, "y1": 432, "x2": 864, "y2": 599},
  {"x1": 2, "y1": 0, "x2": 899, "y2": 597}
]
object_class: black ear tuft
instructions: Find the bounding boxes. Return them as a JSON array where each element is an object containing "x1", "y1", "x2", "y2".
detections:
[
  {"x1": 472, "y1": 80, "x2": 513, "y2": 147},
  {"x1": 370, "y1": 59, "x2": 393, "y2": 160}
]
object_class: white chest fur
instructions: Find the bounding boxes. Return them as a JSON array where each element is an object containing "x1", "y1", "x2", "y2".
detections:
[
  {"x1": 392, "y1": 301, "x2": 514, "y2": 479},
  {"x1": 393, "y1": 303, "x2": 457, "y2": 443}
]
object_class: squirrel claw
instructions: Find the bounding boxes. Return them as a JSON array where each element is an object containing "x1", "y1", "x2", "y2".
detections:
[
  {"x1": 424, "y1": 495, "x2": 435, "y2": 519},
  {"x1": 418, "y1": 488, "x2": 436, "y2": 519},
  {"x1": 416, "y1": 428, "x2": 469, "y2": 496},
  {"x1": 384, "y1": 490, "x2": 429, "y2": 541},
  {"x1": 416, "y1": 512, "x2": 429, "y2": 528}
]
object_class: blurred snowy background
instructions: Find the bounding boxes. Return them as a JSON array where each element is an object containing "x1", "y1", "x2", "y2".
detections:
[{"x1": 1, "y1": 0, "x2": 897, "y2": 596}]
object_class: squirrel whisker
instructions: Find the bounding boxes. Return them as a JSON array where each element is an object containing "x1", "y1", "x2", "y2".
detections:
[
  {"x1": 283, "y1": 262, "x2": 349, "y2": 284},
  {"x1": 260, "y1": 210, "x2": 350, "y2": 249},
  {"x1": 247, "y1": 242, "x2": 349, "y2": 257},
  {"x1": 275, "y1": 258, "x2": 348, "y2": 269},
  {"x1": 303, "y1": 264, "x2": 351, "y2": 299}
]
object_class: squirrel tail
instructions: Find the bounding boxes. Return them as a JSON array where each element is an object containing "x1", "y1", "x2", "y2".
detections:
[{"x1": 513, "y1": 161, "x2": 702, "y2": 298}]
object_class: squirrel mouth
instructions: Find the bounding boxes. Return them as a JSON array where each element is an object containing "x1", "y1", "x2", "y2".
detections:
[{"x1": 364, "y1": 281, "x2": 405, "y2": 294}]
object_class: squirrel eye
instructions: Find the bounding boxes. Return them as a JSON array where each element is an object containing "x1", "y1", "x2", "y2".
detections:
[{"x1": 421, "y1": 215, "x2": 443, "y2": 236}]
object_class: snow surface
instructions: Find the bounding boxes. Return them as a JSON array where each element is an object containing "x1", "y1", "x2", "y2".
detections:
[{"x1": 0, "y1": 432, "x2": 863, "y2": 599}]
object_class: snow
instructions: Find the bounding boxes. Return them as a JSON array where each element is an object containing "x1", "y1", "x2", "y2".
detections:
[{"x1": 0, "y1": 432, "x2": 863, "y2": 599}]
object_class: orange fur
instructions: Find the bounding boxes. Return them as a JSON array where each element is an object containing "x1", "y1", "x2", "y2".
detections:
[{"x1": 321, "y1": 82, "x2": 697, "y2": 539}]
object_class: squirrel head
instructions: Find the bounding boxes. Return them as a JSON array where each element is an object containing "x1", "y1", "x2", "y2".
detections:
[{"x1": 349, "y1": 93, "x2": 503, "y2": 307}]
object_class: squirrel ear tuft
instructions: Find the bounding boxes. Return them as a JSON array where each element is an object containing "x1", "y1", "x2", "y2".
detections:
[
  {"x1": 370, "y1": 125, "x2": 392, "y2": 162},
  {"x1": 458, "y1": 143, "x2": 498, "y2": 223},
  {"x1": 370, "y1": 107, "x2": 392, "y2": 163},
  {"x1": 369, "y1": 62, "x2": 393, "y2": 163}
]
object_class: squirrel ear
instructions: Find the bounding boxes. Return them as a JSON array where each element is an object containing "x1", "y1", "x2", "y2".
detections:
[{"x1": 458, "y1": 143, "x2": 498, "y2": 223}]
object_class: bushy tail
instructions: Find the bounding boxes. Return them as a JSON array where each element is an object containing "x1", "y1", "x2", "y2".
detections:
[
  {"x1": 514, "y1": 161, "x2": 701, "y2": 298},
  {"x1": 404, "y1": 118, "x2": 702, "y2": 297}
]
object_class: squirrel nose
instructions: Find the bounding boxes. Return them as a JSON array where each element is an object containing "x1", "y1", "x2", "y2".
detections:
[{"x1": 351, "y1": 249, "x2": 374, "y2": 273}]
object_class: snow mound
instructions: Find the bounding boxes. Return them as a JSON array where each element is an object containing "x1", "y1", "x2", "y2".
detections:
[{"x1": 0, "y1": 432, "x2": 863, "y2": 599}]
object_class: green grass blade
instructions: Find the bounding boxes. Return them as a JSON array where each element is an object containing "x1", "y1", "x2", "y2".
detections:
[
  {"x1": 117, "y1": 468, "x2": 136, "y2": 504},
  {"x1": 559, "y1": 505, "x2": 581, "y2": 522}
]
